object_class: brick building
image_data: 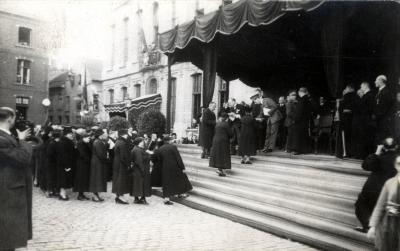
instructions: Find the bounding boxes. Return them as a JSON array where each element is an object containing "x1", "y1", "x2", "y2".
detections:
[{"x1": 0, "y1": 10, "x2": 49, "y2": 124}]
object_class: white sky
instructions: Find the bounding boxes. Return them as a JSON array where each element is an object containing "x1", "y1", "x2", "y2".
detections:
[{"x1": 0, "y1": 0, "x2": 225, "y2": 65}]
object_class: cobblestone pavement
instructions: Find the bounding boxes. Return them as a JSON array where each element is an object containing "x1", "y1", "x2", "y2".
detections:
[{"x1": 19, "y1": 185, "x2": 318, "y2": 251}]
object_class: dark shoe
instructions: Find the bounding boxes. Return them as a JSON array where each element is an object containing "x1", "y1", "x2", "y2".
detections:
[
  {"x1": 245, "y1": 161, "x2": 252, "y2": 164},
  {"x1": 133, "y1": 199, "x2": 142, "y2": 204},
  {"x1": 48, "y1": 192, "x2": 58, "y2": 198},
  {"x1": 164, "y1": 200, "x2": 174, "y2": 205},
  {"x1": 59, "y1": 195, "x2": 69, "y2": 201},
  {"x1": 115, "y1": 197, "x2": 129, "y2": 204},
  {"x1": 139, "y1": 198, "x2": 148, "y2": 204},
  {"x1": 216, "y1": 171, "x2": 226, "y2": 177},
  {"x1": 241, "y1": 160, "x2": 245, "y2": 164},
  {"x1": 292, "y1": 151, "x2": 300, "y2": 155},
  {"x1": 77, "y1": 195, "x2": 86, "y2": 201},
  {"x1": 262, "y1": 148, "x2": 268, "y2": 153},
  {"x1": 201, "y1": 153, "x2": 206, "y2": 159},
  {"x1": 267, "y1": 149, "x2": 273, "y2": 153},
  {"x1": 177, "y1": 194, "x2": 189, "y2": 199}
]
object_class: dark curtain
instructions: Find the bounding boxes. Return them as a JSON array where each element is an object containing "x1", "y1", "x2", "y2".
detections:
[
  {"x1": 202, "y1": 43, "x2": 217, "y2": 107},
  {"x1": 321, "y1": 4, "x2": 345, "y2": 98}
]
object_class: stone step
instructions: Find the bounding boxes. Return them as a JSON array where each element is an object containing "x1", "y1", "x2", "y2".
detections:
[
  {"x1": 183, "y1": 158, "x2": 362, "y2": 198},
  {"x1": 189, "y1": 178, "x2": 357, "y2": 226},
  {"x1": 180, "y1": 153, "x2": 366, "y2": 187},
  {"x1": 177, "y1": 145, "x2": 367, "y2": 176},
  {"x1": 153, "y1": 188, "x2": 373, "y2": 251},
  {"x1": 186, "y1": 168, "x2": 356, "y2": 214}
]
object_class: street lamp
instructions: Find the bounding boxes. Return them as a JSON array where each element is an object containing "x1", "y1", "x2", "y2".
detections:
[{"x1": 42, "y1": 98, "x2": 51, "y2": 125}]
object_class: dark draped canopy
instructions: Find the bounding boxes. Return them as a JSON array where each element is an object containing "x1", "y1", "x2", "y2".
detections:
[{"x1": 160, "y1": 0, "x2": 400, "y2": 102}]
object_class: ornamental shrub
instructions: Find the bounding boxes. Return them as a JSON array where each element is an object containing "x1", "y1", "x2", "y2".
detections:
[
  {"x1": 137, "y1": 110, "x2": 166, "y2": 136},
  {"x1": 108, "y1": 115, "x2": 129, "y2": 131}
]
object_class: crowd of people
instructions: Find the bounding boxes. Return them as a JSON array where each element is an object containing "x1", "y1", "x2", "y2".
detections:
[{"x1": 31, "y1": 125, "x2": 192, "y2": 205}]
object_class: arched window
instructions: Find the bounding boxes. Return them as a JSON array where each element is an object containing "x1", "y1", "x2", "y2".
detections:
[{"x1": 147, "y1": 78, "x2": 157, "y2": 94}]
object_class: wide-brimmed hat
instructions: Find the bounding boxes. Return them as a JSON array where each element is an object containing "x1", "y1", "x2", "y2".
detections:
[
  {"x1": 132, "y1": 137, "x2": 144, "y2": 146},
  {"x1": 63, "y1": 126, "x2": 73, "y2": 135},
  {"x1": 94, "y1": 128, "x2": 105, "y2": 138}
]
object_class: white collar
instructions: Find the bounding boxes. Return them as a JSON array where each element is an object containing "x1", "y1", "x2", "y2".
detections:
[
  {"x1": 379, "y1": 85, "x2": 385, "y2": 91},
  {"x1": 0, "y1": 127, "x2": 11, "y2": 135}
]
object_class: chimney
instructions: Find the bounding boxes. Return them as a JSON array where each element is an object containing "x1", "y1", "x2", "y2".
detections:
[{"x1": 152, "y1": 1, "x2": 159, "y2": 47}]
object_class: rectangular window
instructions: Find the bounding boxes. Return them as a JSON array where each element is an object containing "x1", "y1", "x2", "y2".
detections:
[
  {"x1": 18, "y1": 27, "x2": 31, "y2": 46},
  {"x1": 76, "y1": 100, "x2": 82, "y2": 111},
  {"x1": 16, "y1": 59, "x2": 31, "y2": 84},
  {"x1": 123, "y1": 18, "x2": 129, "y2": 65},
  {"x1": 65, "y1": 115, "x2": 70, "y2": 124},
  {"x1": 110, "y1": 24, "x2": 116, "y2": 68},
  {"x1": 122, "y1": 87, "x2": 128, "y2": 100},
  {"x1": 134, "y1": 84, "x2": 141, "y2": 98},
  {"x1": 109, "y1": 89, "x2": 114, "y2": 104},
  {"x1": 65, "y1": 96, "x2": 70, "y2": 110},
  {"x1": 58, "y1": 116, "x2": 62, "y2": 124},
  {"x1": 192, "y1": 74, "x2": 202, "y2": 121},
  {"x1": 16, "y1": 97, "x2": 29, "y2": 105}
]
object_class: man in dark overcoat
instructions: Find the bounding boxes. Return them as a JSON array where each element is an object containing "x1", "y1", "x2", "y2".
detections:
[
  {"x1": 262, "y1": 96, "x2": 283, "y2": 153},
  {"x1": 227, "y1": 98, "x2": 245, "y2": 155},
  {"x1": 57, "y1": 127, "x2": 77, "y2": 200},
  {"x1": 374, "y1": 75, "x2": 394, "y2": 143},
  {"x1": 0, "y1": 107, "x2": 33, "y2": 251},
  {"x1": 153, "y1": 136, "x2": 193, "y2": 205},
  {"x1": 291, "y1": 87, "x2": 312, "y2": 154},
  {"x1": 354, "y1": 138, "x2": 398, "y2": 232},
  {"x1": 112, "y1": 129, "x2": 131, "y2": 204},
  {"x1": 199, "y1": 102, "x2": 216, "y2": 158},
  {"x1": 340, "y1": 84, "x2": 358, "y2": 157}
]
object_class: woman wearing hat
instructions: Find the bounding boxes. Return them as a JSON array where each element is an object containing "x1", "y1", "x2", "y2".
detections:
[
  {"x1": 73, "y1": 131, "x2": 92, "y2": 200},
  {"x1": 209, "y1": 112, "x2": 232, "y2": 177},
  {"x1": 57, "y1": 126, "x2": 77, "y2": 200},
  {"x1": 130, "y1": 137, "x2": 152, "y2": 204},
  {"x1": 89, "y1": 129, "x2": 109, "y2": 202},
  {"x1": 112, "y1": 129, "x2": 131, "y2": 204},
  {"x1": 239, "y1": 106, "x2": 256, "y2": 164}
]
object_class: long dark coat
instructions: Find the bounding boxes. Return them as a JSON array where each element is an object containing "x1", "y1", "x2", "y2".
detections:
[
  {"x1": 130, "y1": 146, "x2": 151, "y2": 197},
  {"x1": 73, "y1": 140, "x2": 91, "y2": 192},
  {"x1": 291, "y1": 96, "x2": 312, "y2": 153},
  {"x1": 57, "y1": 137, "x2": 76, "y2": 189},
  {"x1": 150, "y1": 141, "x2": 164, "y2": 187},
  {"x1": 89, "y1": 139, "x2": 108, "y2": 193},
  {"x1": 112, "y1": 137, "x2": 131, "y2": 195},
  {"x1": 152, "y1": 143, "x2": 192, "y2": 197},
  {"x1": 199, "y1": 108, "x2": 216, "y2": 149},
  {"x1": 374, "y1": 86, "x2": 394, "y2": 143},
  {"x1": 209, "y1": 120, "x2": 232, "y2": 169},
  {"x1": 285, "y1": 101, "x2": 297, "y2": 151},
  {"x1": 0, "y1": 130, "x2": 33, "y2": 250},
  {"x1": 46, "y1": 139, "x2": 59, "y2": 192},
  {"x1": 37, "y1": 135, "x2": 50, "y2": 191},
  {"x1": 251, "y1": 102, "x2": 266, "y2": 150},
  {"x1": 239, "y1": 115, "x2": 257, "y2": 156}
]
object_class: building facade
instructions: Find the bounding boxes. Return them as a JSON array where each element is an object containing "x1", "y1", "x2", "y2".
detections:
[
  {"x1": 100, "y1": 0, "x2": 235, "y2": 138},
  {"x1": 0, "y1": 10, "x2": 49, "y2": 124}
]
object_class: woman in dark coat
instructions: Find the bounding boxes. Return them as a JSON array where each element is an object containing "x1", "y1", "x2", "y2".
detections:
[
  {"x1": 291, "y1": 88, "x2": 312, "y2": 154},
  {"x1": 150, "y1": 138, "x2": 164, "y2": 187},
  {"x1": 285, "y1": 90, "x2": 298, "y2": 152},
  {"x1": 199, "y1": 102, "x2": 217, "y2": 158},
  {"x1": 46, "y1": 130, "x2": 61, "y2": 197},
  {"x1": 130, "y1": 137, "x2": 152, "y2": 204},
  {"x1": 251, "y1": 98, "x2": 266, "y2": 151},
  {"x1": 73, "y1": 132, "x2": 92, "y2": 200},
  {"x1": 209, "y1": 112, "x2": 232, "y2": 176},
  {"x1": 152, "y1": 136, "x2": 192, "y2": 205},
  {"x1": 57, "y1": 127, "x2": 77, "y2": 200},
  {"x1": 112, "y1": 129, "x2": 131, "y2": 204},
  {"x1": 89, "y1": 129, "x2": 109, "y2": 202},
  {"x1": 239, "y1": 108, "x2": 256, "y2": 164}
]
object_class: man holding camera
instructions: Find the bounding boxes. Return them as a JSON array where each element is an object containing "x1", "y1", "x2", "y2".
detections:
[{"x1": 0, "y1": 107, "x2": 33, "y2": 251}]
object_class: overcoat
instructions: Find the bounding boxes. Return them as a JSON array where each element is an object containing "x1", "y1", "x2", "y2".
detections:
[
  {"x1": 112, "y1": 137, "x2": 131, "y2": 195},
  {"x1": 199, "y1": 108, "x2": 216, "y2": 149},
  {"x1": 46, "y1": 139, "x2": 59, "y2": 191},
  {"x1": 130, "y1": 146, "x2": 151, "y2": 197},
  {"x1": 89, "y1": 139, "x2": 108, "y2": 193},
  {"x1": 0, "y1": 130, "x2": 33, "y2": 250},
  {"x1": 209, "y1": 120, "x2": 232, "y2": 169},
  {"x1": 150, "y1": 141, "x2": 164, "y2": 187},
  {"x1": 73, "y1": 140, "x2": 91, "y2": 192},
  {"x1": 374, "y1": 86, "x2": 394, "y2": 142},
  {"x1": 291, "y1": 96, "x2": 312, "y2": 153},
  {"x1": 239, "y1": 115, "x2": 257, "y2": 156},
  {"x1": 369, "y1": 176, "x2": 400, "y2": 251},
  {"x1": 251, "y1": 102, "x2": 266, "y2": 150},
  {"x1": 152, "y1": 143, "x2": 192, "y2": 197},
  {"x1": 358, "y1": 151, "x2": 397, "y2": 208},
  {"x1": 57, "y1": 137, "x2": 76, "y2": 189},
  {"x1": 285, "y1": 100, "x2": 297, "y2": 151}
]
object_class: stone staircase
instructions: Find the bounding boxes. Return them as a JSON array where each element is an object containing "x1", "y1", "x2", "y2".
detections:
[{"x1": 155, "y1": 144, "x2": 374, "y2": 251}]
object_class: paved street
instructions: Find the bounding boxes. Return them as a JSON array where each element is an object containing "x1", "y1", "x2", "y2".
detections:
[{"x1": 19, "y1": 185, "x2": 318, "y2": 251}]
